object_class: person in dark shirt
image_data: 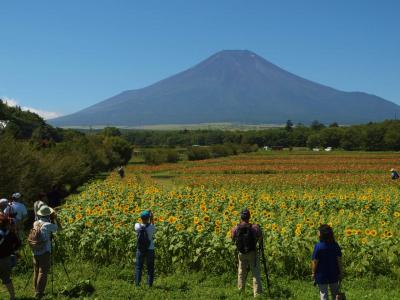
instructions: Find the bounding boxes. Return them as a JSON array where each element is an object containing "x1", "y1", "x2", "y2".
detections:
[
  {"x1": 390, "y1": 168, "x2": 399, "y2": 180},
  {"x1": 231, "y1": 209, "x2": 263, "y2": 298},
  {"x1": 118, "y1": 166, "x2": 125, "y2": 179},
  {"x1": 312, "y1": 224, "x2": 343, "y2": 300},
  {"x1": 0, "y1": 212, "x2": 21, "y2": 300}
]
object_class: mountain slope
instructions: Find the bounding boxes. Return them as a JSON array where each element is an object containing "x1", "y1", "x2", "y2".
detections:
[{"x1": 50, "y1": 50, "x2": 400, "y2": 126}]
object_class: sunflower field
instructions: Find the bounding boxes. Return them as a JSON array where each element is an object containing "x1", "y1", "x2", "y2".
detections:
[{"x1": 58, "y1": 152, "x2": 400, "y2": 278}]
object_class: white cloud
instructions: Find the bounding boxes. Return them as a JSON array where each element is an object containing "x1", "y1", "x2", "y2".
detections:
[{"x1": 2, "y1": 97, "x2": 62, "y2": 120}]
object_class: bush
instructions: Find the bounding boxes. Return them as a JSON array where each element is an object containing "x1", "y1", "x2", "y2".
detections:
[
  {"x1": 143, "y1": 150, "x2": 167, "y2": 165},
  {"x1": 165, "y1": 150, "x2": 180, "y2": 163},
  {"x1": 239, "y1": 144, "x2": 258, "y2": 153},
  {"x1": 187, "y1": 147, "x2": 211, "y2": 161}
]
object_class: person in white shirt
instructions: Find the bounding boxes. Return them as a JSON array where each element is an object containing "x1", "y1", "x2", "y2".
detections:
[
  {"x1": 4, "y1": 193, "x2": 27, "y2": 240},
  {"x1": 4, "y1": 193, "x2": 28, "y2": 224},
  {"x1": 134, "y1": 210, "x2": 156, "y2": 287},
  {"x1": 0, "y1": 199, "x2": 8, "y2": 212},
  {"x1": 31, "y1": 205, "x2": 58, "y2": 299}
]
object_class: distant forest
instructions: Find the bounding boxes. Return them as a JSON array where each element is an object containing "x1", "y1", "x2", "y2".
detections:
[{"x1": 121, "y1": 120, "x2": 400, "y2": 151}]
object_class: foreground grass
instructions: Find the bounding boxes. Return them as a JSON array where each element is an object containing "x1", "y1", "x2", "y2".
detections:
[{"x1": 8, "y1": 261, "x2": 400, "y2": 299}]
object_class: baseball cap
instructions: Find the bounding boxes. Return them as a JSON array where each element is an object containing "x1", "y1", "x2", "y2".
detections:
[{"x1": 140, "y1": 210, "x2": 151, "y2": 219}]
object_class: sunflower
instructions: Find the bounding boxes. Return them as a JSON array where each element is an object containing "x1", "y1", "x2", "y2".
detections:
[
  {"x1": 193, "y1": 216, "x2": 200, "y2": 224},
  {"x1": 345, "y1": 229, "x2": 352, "y2": 237},
  {"x1": 196, "y1": 224, "x2": 203, "y2": 232},
  {"x1": 168, "y1": 216, "x2": 177, "y2": 223},
  {"x1": 203, "y1": 215, "x2": 210, "y2": 222}
]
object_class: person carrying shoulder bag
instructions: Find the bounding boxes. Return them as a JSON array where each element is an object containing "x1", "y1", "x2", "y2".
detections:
[{"x1": 28, "y1": 205, "x2": 59, "y2": 299}]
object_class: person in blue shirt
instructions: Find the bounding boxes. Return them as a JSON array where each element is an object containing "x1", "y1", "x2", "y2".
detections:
[
  {"x1": 134, "y1": 210, "x2": 156, "y2": 287},
  {"x1": 312, "y1": 224, "x2": 343, "y2": 300}
]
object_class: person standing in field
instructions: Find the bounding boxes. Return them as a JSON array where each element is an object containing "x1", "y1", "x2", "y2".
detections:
[
  {"x1": 29, "y1": 206, "x2": 59, "y2": 299},
  {"x1": 134, "y1": 210, "x2": 156, "y2": 287},
  {"x1": 312, "y1": 224, "x2": 344, "y2": 300},
  {"x1": 0, "y1": 199, "x2": 8, "y2": 212},
  {"x1": 4, "y1": 193, "x2": 28, "y2": 239},
  {"x1": 231, "y1": 208, "x2": 263, "y2": 298},
  {"x1": 118, "y1": 166, "x2": 125, "y2": 179},
  {"x1": 4, "y1": 193, "x2": 28, "y2": 223},
  {"x1": 390, "y1": 168, "x2": 399, "y2": 180},
  {"x1": 0, "y1": 213, "x2": 21, "y2": 300}
]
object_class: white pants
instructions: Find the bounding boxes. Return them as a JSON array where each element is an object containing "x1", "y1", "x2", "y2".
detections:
[{"x1": 318, "y1": 282, "x2": 339, "y2": 300}]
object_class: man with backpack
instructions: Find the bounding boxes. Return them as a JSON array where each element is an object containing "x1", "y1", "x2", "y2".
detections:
[
  {"x1": 231, "y1": 208, "x2": 263, "y2": 298},
  {"x1": 134, "y1": 210, "x2": 156, "y2": 287},
  {"x1": 28, "y1": 205, "x2": 59, "y2": 299}
]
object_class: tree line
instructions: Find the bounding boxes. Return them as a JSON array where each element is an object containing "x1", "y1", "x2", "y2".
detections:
[
  {"x1": 0, "y1": 100, "x2": 132, "y2": 206},
  {"x1": 122, "y1": 119, "x2": 400, "y2": 151}
]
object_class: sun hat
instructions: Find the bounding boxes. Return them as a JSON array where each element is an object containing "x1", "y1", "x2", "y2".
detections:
[
  {"x1": 12, "y1": 192, "x2": 21, "y2": 199},
  {"x1": 140, "y1": 210, "x2": 151, "y2": 219},
  {"x1": 37, "y1": 205, "x2": 54, "y2": 217},
  {"x1": 390, "y1": 168, "x2": 395, "y2": 172},
  {"x1": 0, "y1": 199, "x2": 8, "y2": 207}
]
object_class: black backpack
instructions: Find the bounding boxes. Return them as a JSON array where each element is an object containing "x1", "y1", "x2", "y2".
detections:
[
  {"x1": 137, "y1": 224, "x2": 150, "y2": 252},
  {"x1": 235, "y1": 223, "x2": 256, "y2": 254}
]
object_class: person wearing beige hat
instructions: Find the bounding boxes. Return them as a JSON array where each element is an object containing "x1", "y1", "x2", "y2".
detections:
[
  {"x1": 390, "y1": 168, "x2": 399, "y2": 180},
  {"x1": 30, "y1": 205, "x2": 58, "y2": 299}
]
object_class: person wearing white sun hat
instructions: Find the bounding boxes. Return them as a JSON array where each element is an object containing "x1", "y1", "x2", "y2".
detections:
[{"x1": 30, "y1": 205, "x2": 59, "y2": 299}]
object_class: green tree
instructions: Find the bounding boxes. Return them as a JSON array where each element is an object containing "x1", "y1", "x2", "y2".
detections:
[
  {"x1": 306, "y1": 134, "x2": 321, "y2": 149},
  {"x1": 102, "y1": 127, "x2": 122, "y2": 137},
  {"x1": 285, "y1": 120, "x2": 294, "y2": 132},
  {"x1": 310, "y1": 120, "x2": 325, "y2": 131}
]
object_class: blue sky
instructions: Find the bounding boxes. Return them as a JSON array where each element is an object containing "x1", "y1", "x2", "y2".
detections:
[{"x1": 1, "y1": 0, "x2": 399, "y2": 118}]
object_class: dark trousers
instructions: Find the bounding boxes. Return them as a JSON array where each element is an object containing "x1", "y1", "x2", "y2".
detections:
[{"x1": 135, "y1": 249, "x2": 154, "y2": 287}]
